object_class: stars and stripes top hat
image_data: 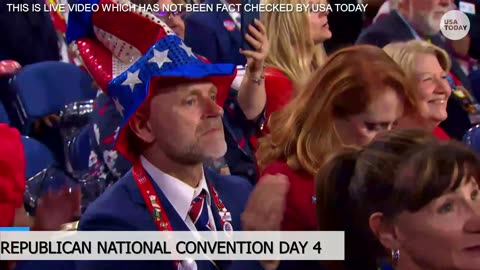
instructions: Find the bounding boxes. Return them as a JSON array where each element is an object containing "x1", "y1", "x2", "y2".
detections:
[{"x1": 65, "y1": 0, "x2": 236, "y2": 161}]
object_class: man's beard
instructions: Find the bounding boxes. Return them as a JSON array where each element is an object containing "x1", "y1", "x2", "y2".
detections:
[
  {"x1": 166, "y1": 139, "x2": 227, "y2": 165},
  {"x1": 412, "y1": 8, "x2": 447, "y2": 36},
  {"x1": 164, "y1": 124, "x2": 227, "y2": 165}
]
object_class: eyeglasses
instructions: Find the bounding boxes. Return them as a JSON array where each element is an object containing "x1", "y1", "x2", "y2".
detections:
[{"x1": 155, "y1": 10, "x2": 185, "y2": 22}]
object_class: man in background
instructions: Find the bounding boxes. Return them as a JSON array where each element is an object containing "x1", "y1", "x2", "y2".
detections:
[{"x1": 184, "y1": 0, "x2": 245, "y2": 65}]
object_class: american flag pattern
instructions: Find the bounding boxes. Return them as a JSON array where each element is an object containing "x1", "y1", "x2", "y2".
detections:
[{"x1": 188, "y1": 190, "x2": 213, "y2": 232}]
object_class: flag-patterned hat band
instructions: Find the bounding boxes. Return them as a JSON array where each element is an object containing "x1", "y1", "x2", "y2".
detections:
[{"x1": 66, "y1": 0, "x2": 236, "y2": 160}]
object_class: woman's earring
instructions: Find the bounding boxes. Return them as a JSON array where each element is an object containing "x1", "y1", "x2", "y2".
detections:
[{"x1": 391, "y1": 249, "x2": 400, "y2": 263}]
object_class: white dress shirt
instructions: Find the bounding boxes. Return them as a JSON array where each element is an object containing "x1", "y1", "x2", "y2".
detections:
[
  {"x1": 231, "y1": 65, "x2": 245, "y2": 90},
  {"x1": 140, "y1": 156, "x2": 217, "y2": 232}
]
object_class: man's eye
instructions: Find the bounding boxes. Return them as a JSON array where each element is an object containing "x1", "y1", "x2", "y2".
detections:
[
  {"x1": 185, "y1": 99, "x2": 196, "y2": 106},
  {"x1": 365, "y1": 122, "x2": 380, "y2": 131},
  {"x1": 471, "y1": 189, "x2": 479, "y2": 201}
]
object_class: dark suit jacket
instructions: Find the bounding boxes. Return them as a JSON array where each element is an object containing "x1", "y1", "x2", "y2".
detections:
[
  {"x1": 0, "y1": 0, "x2": 60, "y2": 66},
  {"x1": 468, "y1": 13, "x2": 480, "y2": 60},
  {"x1": 356, "y1": 10, "x2": 473, "y2": 140},
  {"x1": 184, "y1": 0, "x2": 245, "y2": 65},
  {"x1": 454, "y1": 0, "x2": 480, "y2": 60},
  {"x1": 74, "y1": 167, "x2": 262, "y2": 270}
]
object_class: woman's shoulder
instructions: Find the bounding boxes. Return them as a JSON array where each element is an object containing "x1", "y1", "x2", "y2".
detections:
[
  {"x1": 433, "y1": 126, "x2": 450, "y2": 141},
  {"x1": 265, "y1": 67, "x2": 290, "y2": 80},
  {"x1": 262, "y1": 159, "x2": 291, "y2": 172},
  {"x1": 261, "y1": 160, "x2": 310, "y2": 182}
]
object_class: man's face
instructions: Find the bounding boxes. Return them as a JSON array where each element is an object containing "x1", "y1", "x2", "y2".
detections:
[
  {"x1": 406, "y1": 0, "x2": 452, "y2": 35},
  {"x1": 143, "y1": 81, "x2": 226, "y2": 164}
]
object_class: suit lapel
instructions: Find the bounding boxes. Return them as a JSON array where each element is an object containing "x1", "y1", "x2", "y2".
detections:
[
  {"x1": 205, "y1": 169, "x2": 233, "y2": 270},
  {"x1": 152, "y1": 178, "x2": 191, "y2": 231},
  {"x1": 209, "y1": 0, "x2": 242, "y2": 48},
  {"x1": 204, "y1": 168, "x2": 226, "y2": 231},
  {"x1": 126, "y1": 170, "x2": 190, "y2": 231}
]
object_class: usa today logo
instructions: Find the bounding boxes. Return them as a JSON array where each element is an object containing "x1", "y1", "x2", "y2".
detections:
[{"x1": 440, "y1": 10, "x2": 470, "y2": 40}]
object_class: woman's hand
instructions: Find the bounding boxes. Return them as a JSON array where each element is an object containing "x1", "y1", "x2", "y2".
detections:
[
  {"x1": 0, "y1": 60, "x2": 21, "y2": 76},
  {"x1": 242, "y1": 173, "x2": 289, "y2": 230},
  {"x1": 32, "y1": 187, "x2": 81, "y2": 231},
  {"x1": 241, "y1": 174, "x2": 289, "y2": 270},
  {"x1": 240, "y1": 18, "x2": 269, "y2": 76},
  {"x1": 33, "y1": 114, "x2": 60, "y2": 132}
]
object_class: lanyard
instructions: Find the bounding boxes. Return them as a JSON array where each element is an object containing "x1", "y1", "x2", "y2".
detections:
[{"x1": 131, "y1": 159, "x2": 233, "y2": 267}]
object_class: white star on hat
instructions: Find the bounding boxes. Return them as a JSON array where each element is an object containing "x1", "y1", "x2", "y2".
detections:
[
  {"x1": 149, "y1": 49, "x2": 172, "y2": 69},
  {"x1": 112, "y1": 97, "x2": 125, "y2": 118},
  {"x1": 179, "y1": 42, "x2": 195, "y2": 58},
  {"x1": 122, "y1": 69, "x2": 142, "y2": 92}
]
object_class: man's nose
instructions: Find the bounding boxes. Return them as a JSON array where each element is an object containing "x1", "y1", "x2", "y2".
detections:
[
  {"x1": 204, "y1": 97, "x2": 223, "y2": 118},
  {"x1": 439, "y1": 0, "x2": 451, "y2": 8}
]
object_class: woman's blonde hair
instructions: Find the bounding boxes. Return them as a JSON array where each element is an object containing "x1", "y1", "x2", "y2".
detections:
[
  {"x1": 257, "y1": 45, "x2": 412, "y2": 175},
  {"x1": 383, "y1": 40, "x2": 451, "y2": 108},
  {"x1": 261, "y1": 0, "x2": 327, "y2": 88}
]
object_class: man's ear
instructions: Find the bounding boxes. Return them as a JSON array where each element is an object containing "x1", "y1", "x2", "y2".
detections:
[
  {"x1": 369, "y1": 212, "x2": 401, "y2": 250},
  {"x1": 128, "y1": 108, "x2": 155, "y2": 144}
]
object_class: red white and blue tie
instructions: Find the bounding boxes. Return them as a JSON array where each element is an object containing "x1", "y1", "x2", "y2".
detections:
[{"x1": 189, "y1": 190, "x2": 213, "y2": 231}]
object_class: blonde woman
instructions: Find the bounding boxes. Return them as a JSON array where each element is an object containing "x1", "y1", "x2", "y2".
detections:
[
  {"x1": 260, "y1": 0, "x2": 331, "y2": 134},
  {"x1": 383, "y1": 40, "x2": 453, "y2": 140}
]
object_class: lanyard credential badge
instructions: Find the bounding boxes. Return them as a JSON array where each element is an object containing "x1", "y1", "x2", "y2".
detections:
[{"x1": 452, "y1": 86, "x2": 480, "y2": 124}]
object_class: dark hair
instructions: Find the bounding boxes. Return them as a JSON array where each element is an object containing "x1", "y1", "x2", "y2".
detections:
[
  {"x1": 317, "y1": 129, "x2": 480, "y2": 269},
  {"x1": 388, "y1": 140, "x2": 480, "y2": 216},
  {"x1": 315, "y1": 129, "x2": 446, "y2": 270}
]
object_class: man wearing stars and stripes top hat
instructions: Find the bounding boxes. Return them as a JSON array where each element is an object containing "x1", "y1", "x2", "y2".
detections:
[{"x1": 62, "y1": 0, "x2": 266, "y2": 270}]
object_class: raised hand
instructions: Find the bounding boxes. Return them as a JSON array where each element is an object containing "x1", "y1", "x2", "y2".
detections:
[
  {"x1": 33, "y1": 187, "x2": 81, "y2": 231},
  {"x1": 241, "y1": 173, "x2": 289, "y2": 231},
  {"x1": 241, "y1": 174, "x2": 289, "y2": 270},
  {"x1": 240, "y1": 19, "x2": 269, "y2": 76}
]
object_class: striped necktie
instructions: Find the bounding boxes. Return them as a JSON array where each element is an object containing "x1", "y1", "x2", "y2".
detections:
[
  {"x1": 188, "y1": 190, "x2": 219, "y2": 270},
  {"x1": 188, "y1": 190, "x2": 213, "y2": 231}
]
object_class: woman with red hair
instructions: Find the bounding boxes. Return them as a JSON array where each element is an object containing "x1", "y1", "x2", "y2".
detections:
[{"x1": 257, "y1": 45, "x2": 410, "y2": 232}]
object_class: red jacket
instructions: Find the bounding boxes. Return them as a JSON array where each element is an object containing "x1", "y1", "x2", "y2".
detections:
[
  {"x1": 433, "y1": 126, "x2": 450, "y2": 141},
  {"x1": 262, "y1": 67, "x2": 293, "y2": 135},
  {"x1": 0, "y1": 124, "x2": 26, "y2": 227},
  {"x1": 260, "y1": 160, "x2": 317, "y2": 231}
]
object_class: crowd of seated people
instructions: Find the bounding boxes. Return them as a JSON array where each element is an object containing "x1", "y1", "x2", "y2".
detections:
[{"x1": 0, "y1": 0, "x2": 480, "y2": 270}]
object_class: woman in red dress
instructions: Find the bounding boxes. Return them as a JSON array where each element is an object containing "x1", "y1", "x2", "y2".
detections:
[
  {"x1": 383, "y1": 40, "x2": 453, "y2": 140},
  {"x1": 256, "y1": 45, "x2": 412, "y2": 231},
  {"x1": 260, "y1": 0, "x2": 332, "y2": 134}
]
